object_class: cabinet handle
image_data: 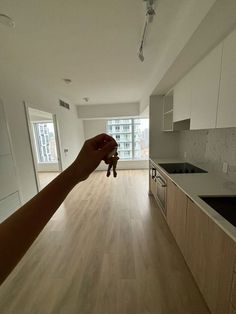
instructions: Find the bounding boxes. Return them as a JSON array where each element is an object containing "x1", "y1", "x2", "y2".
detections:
[
  {"x1": 151, "y1": 168, "x2": 156, "y2": 178},
  {"x1": 156, "y1": 176, "x2": 167, "y2": 187}
]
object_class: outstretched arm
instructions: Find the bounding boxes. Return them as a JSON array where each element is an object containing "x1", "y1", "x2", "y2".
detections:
[{"x1": 0, "y1": 133, "x2": 117, "y2": 285}]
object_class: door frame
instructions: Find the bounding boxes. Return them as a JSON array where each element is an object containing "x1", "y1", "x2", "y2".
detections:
[{"x1": 24, "y1": 102, "x2": 63, "y2": 191}]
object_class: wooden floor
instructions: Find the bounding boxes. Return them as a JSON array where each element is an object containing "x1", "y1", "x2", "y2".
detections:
[
  {"x1": 38, "y1": 172, "x2": 60, "y2": 190},
  {"x1": 0, "y1": 170, "x2": 209, "y2": 314}
]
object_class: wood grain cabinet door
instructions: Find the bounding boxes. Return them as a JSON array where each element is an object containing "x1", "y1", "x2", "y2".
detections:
[
  {"x1": 204, "y1": 218, "x2": 236, "y2": 314},
  {"x1": 186, "y1": 199, "x2": 236, "y2": 314},
  {"x1": 185, "y1": 198, "x2": 209, "y2": 295},
  {"x1": 167, "y1": 180, "x2": 187, "y2": 256}
]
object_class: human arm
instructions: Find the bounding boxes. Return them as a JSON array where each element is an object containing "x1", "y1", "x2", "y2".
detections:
[{"x1": 0, "y1": 133, "x2": 117, "y2": 285}]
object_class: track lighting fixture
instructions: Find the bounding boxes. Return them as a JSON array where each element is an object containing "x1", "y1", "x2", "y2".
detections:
[{"x1": 138, "y1": 0, "x2": 157, "y2": 62}]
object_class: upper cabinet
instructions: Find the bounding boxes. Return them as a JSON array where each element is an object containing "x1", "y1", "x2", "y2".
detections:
[
  {"x1": 173, "y1": 71, "x2": 192, "y2": 122},
  {"x1": 168, "y1": 27, "x2": 236, "y2": 131},
  {"x1": 163, "y1": 92, "x2": 173, "y2": 131},
  {"x1": 190, "y1": 43, "x2": 223, "y2": 130},
  {"x1": 217, "y1": 28, "x2": 236, "y2": 128}
]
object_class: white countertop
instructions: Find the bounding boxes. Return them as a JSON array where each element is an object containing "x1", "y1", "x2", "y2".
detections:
[{"x1": 150, "y1": 157, "x2": 236, "y2": 242}]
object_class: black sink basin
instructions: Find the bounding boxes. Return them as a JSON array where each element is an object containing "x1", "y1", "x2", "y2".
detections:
[
  {"x1": 158, "y1": 162, "x2": 207, "y2": 174},
  {"x1": 200, "y1": 196, "x2": 236, "y2": 227}
]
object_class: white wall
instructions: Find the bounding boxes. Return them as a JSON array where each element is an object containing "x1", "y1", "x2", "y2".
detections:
[
  {"x1": 0, "y1": 66, "x2": 84, "y2": 203},
  {"x1": 149, "y1": 96, "x2": 180, "y2": 158},
  {"x1": 83, "y1": 119, "x2": 148, "y2": 170},
  {"x1": 77, "y1": 102, "x2": 139, "y2": 119},
  {"x1": 83, "y1": 119, "x2": 107, "y2": 138}
]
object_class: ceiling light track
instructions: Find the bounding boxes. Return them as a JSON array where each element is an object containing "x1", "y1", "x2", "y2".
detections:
[{"x1": 138, "y1": 0, "x2": 157, "y2": 62}]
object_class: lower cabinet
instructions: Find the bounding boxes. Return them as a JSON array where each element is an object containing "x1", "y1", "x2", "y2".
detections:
[
  {"x1": 151, "y1": 170, "x2": 236, "y2": 314},
  {"x1": 185, "y1": 199, "x2": 236, "y2": 314},
  {"x1": 166, "y1": 180, "x2": 187, "y2": 256}
]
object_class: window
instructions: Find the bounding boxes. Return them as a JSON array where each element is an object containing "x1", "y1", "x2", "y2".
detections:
[
  {"x1": 123, "y1": 125, "x2": 130, "y2": 132},
  {"x1": 107, "y1": 118, "x2": 149, "y2": 160},
  {"x1": 32, "y1": 122, "x2": 58, "y2": 163}
]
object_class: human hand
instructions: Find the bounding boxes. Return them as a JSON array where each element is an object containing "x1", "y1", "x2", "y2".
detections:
[{"x1": 71, "y1": 133, "x2": 117, "y2": 182}]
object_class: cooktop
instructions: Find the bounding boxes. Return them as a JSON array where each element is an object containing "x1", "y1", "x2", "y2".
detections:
[{"x1": 158, "y1": 162, "x2": 207, "y2": 174}]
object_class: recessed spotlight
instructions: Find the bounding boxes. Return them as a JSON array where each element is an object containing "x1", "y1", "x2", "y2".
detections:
[
  {"x1": 0, "y1": 14, "x2": 15, "y2": 28},
  {"x1": 63, "y1": 78, "x2": 72, "y2": 84},
  {"x1": 82, "y1": 97, "x2": 89, "y2": 103}
]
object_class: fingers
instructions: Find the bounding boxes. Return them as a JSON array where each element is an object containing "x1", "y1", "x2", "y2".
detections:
[
  {"x1": 99, "y1": 141, "x2": 117, "y2": 159},
  {"x1": 88, "y1": 133, "x2": 117, "y2": 160},
  {"x1": 90, "y1": 133, "x2": 117, "y2": 149}
]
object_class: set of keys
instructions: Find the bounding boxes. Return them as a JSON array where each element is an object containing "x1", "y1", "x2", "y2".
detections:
[{"x1": 106, "y1": 147, "x2": 119, "y2": 178}]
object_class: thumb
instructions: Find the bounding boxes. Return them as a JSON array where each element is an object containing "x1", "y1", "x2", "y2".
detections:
[{"x1": 99, "y1": 141, "x2": 117, "y2": 159}]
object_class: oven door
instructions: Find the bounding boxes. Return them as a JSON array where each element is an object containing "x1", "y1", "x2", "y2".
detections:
[{"x1": 155, "y1": 172, "x2": 167, "y2": 216}]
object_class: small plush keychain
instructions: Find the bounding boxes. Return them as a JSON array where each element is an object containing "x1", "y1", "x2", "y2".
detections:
[{"x1": 106, "y1": 147, "x2": 119, "y2": 178}]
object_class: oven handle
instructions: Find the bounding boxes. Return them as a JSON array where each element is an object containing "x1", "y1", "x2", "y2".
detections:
[{"x1": 155, "y1": 176, "x2": 167, "y2": 187}]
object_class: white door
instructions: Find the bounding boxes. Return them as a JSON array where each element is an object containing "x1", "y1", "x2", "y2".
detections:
[{"x1": 0, "y1": 98, "x2": 21, "y2": 222}]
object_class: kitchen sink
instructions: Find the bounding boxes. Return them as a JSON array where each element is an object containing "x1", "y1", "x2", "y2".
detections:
[
  {"x1": 158, "y1": 162, "x2": 207, "y2": 174},
  {"x1": 200, "y1": 196, "x2": 236, "y2": 227}
]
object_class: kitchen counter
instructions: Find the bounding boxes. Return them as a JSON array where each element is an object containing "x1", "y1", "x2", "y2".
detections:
[{"x1": 150, "y1": 157, "x2": 236, "y2": 242}]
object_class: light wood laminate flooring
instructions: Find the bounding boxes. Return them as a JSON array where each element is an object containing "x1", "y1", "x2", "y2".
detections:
[
  {"x1": 38, "y1": 172, "x2": 60, "y2": 190},
  {"x1": 0, "y1": 170, "x2": 210, "y2": 314}
]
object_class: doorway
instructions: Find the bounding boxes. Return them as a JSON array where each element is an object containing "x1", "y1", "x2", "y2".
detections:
[{"x1": 25, "y1": 106, "x2": 62, "y2": 191}]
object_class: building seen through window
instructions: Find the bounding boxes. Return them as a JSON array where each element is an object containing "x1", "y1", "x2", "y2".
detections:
[
  {"x1": 32, "y1": 122, "x2": 58, "y2": 163},
  {"x1": 107, "y1": 118, "x2": 149, "y2": 160}
]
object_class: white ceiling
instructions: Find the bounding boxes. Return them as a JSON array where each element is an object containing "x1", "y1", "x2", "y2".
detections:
[{"x1": 0, "y1": 0, "x2": 216, "y2": 106}]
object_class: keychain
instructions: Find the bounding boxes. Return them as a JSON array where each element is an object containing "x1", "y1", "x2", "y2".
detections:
[{"x1": 106, "y1": 147, "x2": 119, "y2": 178}]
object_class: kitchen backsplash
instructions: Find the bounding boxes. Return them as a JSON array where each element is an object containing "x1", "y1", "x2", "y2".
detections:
[{"x1": 179, "y1": 128, "x2": 236, "y2": 174}]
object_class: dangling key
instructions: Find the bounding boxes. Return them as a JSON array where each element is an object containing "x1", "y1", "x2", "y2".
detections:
[
  {"x1": 106, "y1": 147, "x2": 119, "y2": 177},
  {"x1": 112, "y1": 151, "x2": 119, "y2": 177}
]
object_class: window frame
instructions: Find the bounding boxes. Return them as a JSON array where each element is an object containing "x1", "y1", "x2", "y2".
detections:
[{"x1": 106, "y1": 118, "x2": 149, "y2": 161}]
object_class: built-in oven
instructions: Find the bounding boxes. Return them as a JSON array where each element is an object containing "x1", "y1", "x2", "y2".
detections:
[{"x1": 155, "y1": 170, "x2": 167, "y2": 216}]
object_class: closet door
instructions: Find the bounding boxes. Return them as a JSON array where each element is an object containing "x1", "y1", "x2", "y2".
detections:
[{"x1": 0, "y1": 99, "x2": 20, "y2": 220}]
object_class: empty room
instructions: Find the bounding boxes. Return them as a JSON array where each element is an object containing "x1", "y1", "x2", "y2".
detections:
[{"x1": 0, "y1": 1, "x2": 236, "y2": 313}]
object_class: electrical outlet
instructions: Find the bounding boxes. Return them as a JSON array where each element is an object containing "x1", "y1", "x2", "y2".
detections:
[
  {"x1": 184, "y1": 152, "x2": 187, "y2": 159},
  {"x1": 222, "y1": 162, "x2": 228, "y2": 173}
]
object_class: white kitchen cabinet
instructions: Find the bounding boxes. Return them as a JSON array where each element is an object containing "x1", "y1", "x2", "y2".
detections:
[
  {"x1": 173, "y1": 71, "x2": 192, "y2": 122},
  {"x1": 190, "y1": 43, "x2": 223, "y2": 130},
  {"x1": 163, "y1": 92, "x2": 173, "y2": 131},
  {"x1": 217, "y1": 28, "x2": 236, "y2": 128}
]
